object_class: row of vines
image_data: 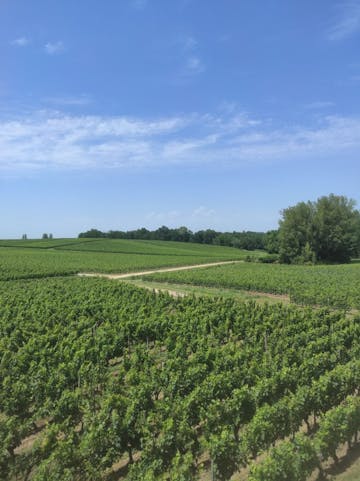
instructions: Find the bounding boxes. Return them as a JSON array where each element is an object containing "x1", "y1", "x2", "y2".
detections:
[
  {"x1": 146, "y1": 261, "x2": 360, "y2": 309},
  {"x1": 0, "y1": 247, "x2": 242, "y2": 281},
  {"x1": 0, "y1": 277, "x2": 359, "y2": 480}
]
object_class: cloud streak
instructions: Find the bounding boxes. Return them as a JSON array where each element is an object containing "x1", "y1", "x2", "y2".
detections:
[
  {"x1": 11, "y1": 37, "x2": 30, "y2": 47},
  {"x1": 192, "y1": 206, "x2": 216, "y2": 218},
  {"x1": 176, "y1": 34, "x2": 205, "y2": 77},
  {"x1": 44, "y1": 41, "x2": 65, "y2": 55},
  {"x1": 185, "y1": 56, "x2": 205, "y2": 75},
  {"x1": 130, "y1": 0, "x2": 148, "y2": 10},
  {"x1": 43, "y1": 95, "x2": 92, "y2": 106},
  {"x1": 1, "y1": 109, "x2": 360, "y2": 172},
  {"x1": 327, "y1": 1, "x2": 360, "y2": 41},
  {"x1": 304, "y1": 101, "x2": 335, "y2": 110}
]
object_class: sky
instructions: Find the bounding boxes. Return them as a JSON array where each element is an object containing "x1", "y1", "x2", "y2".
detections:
[{"x1": 1, "y1": 0, "x2": 360, "y2": 238}]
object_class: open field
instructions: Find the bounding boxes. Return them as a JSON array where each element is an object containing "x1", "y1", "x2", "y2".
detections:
[
  {"x1": 144, "y1": 261, "x2": 360, "y2": 309},
  {"x1": 0, "y1": 239, "x2": 253, "y2": 281}
]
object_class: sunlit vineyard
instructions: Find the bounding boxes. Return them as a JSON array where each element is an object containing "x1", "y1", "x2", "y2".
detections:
[
  {"x1": 0, "y1": 238, "x2": 360, "y2": 480},
  {"x1": 0, "y1": 238, "x2": 257, "y2": 258},
  {"x1": 1, "y1": 276, "x2": 360, "y2": 480},
  {"x1": 3, "y1": 0, "x2": 360, "y2": 478},
  {"x1": 145, "y1": 261, "x2": 360, "y2": 309},
  {"x1": 0, "y1": 240, "x2": 249, "y2": 281}
]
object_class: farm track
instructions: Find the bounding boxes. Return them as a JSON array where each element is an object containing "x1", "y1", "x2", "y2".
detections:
[
  {"x1": 77, "y1": 259, "x2": 243, "y2": 279},
  {"x1": 129, "y1": 280, "x2": 291, "y2": 302}
]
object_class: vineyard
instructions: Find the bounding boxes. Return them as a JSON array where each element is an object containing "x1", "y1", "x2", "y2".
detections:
[
  {"x1": 0, "y1": 275, "x2": 360, "y2": 480},
  {"x1": 0, "y1": 240, "x2": 250, "y2": 281},
  {"x1": 145, "y1": 261, "x2": 360, "y2": 309},
  {"x1": 0, "y1": 239, "x2": 258, "y2": 257},
  {"x1": 3, "y1": 0, "x2": 360, "y2": 478}
]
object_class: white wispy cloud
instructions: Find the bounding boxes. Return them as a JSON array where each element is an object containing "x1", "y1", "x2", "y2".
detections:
[
  {"x1": 327, "y1": 1, "x2": 360, "y2": 41},
  {"x1": 131, "y1": 0, "x2": 148, "y2": 10},
  {"x1": 11, "y1": 37, "x2": 30, "y2": 47},
  {"x1": 44, "y1": 41, "x2": 65, "y2": 55},
  {"x1": 181, "y1": 35, "x2": 198, "y2": 51},
  {"x1": 185, "y1": 56, "x2": 205, "y2": 75},
  {"x1": 304, "y1": 101, "x2": 335, "y2": 110},
  {"x1": 43, "y1": 95, "x2": 92, "y2": 106},
  {"x1": 176, "y1": 34, "x2": 205, "y2": 77},
  {"x1": 146, "y1": 207, "x2": 216, "y2": 225},
  {"x1": 1, "y1": 109, "x2": 360, "y2": 172},
  {"x1": 192, "y1": 206, "x2": 216, "y2": 218},
  {"x1": 147, "y1": 210, "x2": 181, "y2": 221}
]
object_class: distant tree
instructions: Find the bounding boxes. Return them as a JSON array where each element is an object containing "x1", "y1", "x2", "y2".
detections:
[
  {"x1": 213, "y1": 232, "x2": 234, "y2": 246},
  {"x1": 107, "y1": 230, "x2": 126, "y2": 239},
  {"x1": 78, "y1": 229, "x2": 105, "y2": 238},
  {"x1": 191, "y1": 229, "x2": 218, "y2": 244},
  {"x1": 314, "y1": 194, "x2": 360, "y2": 262},
  {"x1": 279, "y1": 194, "x2": 360, "y2": 264},
  {"x1": 42, "y1": 233, "x2": 49, "y2": 240},
  {"x1": 134, "y1": 228, "x2": 151, "y2": 240},
  {"x1": 49, "y1": 233, "x2": 53, "y2": 239},
  {"x1": 21, "y1": 234, "x2": 27, "y2": 240},
  {"x1": 76, "y1": 226, "x2": 268, "y2": 251},
  {"x1": 154, "y1": 225, "x2": 171, "y2": 241},
  {"x1": 278, "y1": 201, "x2": 316, "y2": 264},
  {"x1": 264, "y1": 230, "x2": 279, "y2": 254},
  {"x1": 172, "y1": 226, "x2": 192, "y2": 242}
]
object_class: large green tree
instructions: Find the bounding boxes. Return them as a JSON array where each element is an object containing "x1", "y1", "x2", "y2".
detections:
[{"x1": 279, "y1": 194, "x2": 360, "y2": 264}]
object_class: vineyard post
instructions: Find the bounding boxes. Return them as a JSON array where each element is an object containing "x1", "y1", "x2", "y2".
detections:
[
  {"x1": 211, "y1": 458, "x2": 216, "y2": 481},
  {"x1": 264, "y1": 331, "x2": 268, "y2": 353},
  {"x1": 90, "y1": 320, "x2": 102, "y2": 413}
]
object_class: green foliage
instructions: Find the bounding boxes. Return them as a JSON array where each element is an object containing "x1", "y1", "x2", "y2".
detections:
[
  {"x1": 207, "y1": 428, "x2": 239, "y2": 481},
  {"x1": 264, "y1": 230, "x2": 280, "y2": 254},
  {"x1": 146, "y1": 261, "x2": 360, "y2": 309},
  {"x1": 1, "y1": 277, "x2": 360, "y2": 479},
  {"x1": 78, "y1": 226, "x2": 267, "y2": 250},
  {"x1": 279, "y1": 194, "x2": 360, "y2": 264},
  {"x1": 249, "y1": 395, "x2": 360, "y2": 481},
  {"x1": 315, "y1": 397, "x2": 360, "y2": 463},
  {"x1": 249, "y1": 434, "x2": 318, "y2": 481},
  {"x1": 0, "y1": 240, "x2": 250, "y2": 281}
]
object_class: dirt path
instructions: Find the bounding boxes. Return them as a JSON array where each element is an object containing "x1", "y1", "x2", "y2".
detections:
[
  {"x1": 246, "y1": 290, "x2": 290, "y2": 302},
  {"x1": 132, "y1": 281, "x2": 290, "y2": 302},
  {"x1": 146, "y1": 286, "x2": 187, "y2": 298},
  {"x1": 77, "y1": 260, "x2": 243, "y2": 279}
]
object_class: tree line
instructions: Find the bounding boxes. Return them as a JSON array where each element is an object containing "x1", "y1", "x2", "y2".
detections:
[
  {"x1": 78, "y1": 226, "x2": 271, "y2": 251},
  {"x1": 78, "y1": 194, "x2": 360, "y2": 264},
  {"x1": 278, "y1": 194, "x2": 360, "y2": 264}
]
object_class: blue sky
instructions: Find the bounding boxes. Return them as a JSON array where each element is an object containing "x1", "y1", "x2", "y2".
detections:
[{"x1": 1, "y1": 0, "x2": 360, "y2": 238}]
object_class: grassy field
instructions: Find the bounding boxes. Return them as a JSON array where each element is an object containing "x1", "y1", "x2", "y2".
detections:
[
  {"x1": 0, "y1": 239, "x2": 254, "y2": 281},
  {"x1": 144, "y1": 261, "x2": 360, "y2": 309}
]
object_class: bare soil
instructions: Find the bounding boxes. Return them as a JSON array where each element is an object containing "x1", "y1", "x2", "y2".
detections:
[
  {"x1": 77, "y1": 260, "x2": 243, "y2": 279},
  {"x1": 245, "y1": 290, "x2": 290, "y2": 302}
]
